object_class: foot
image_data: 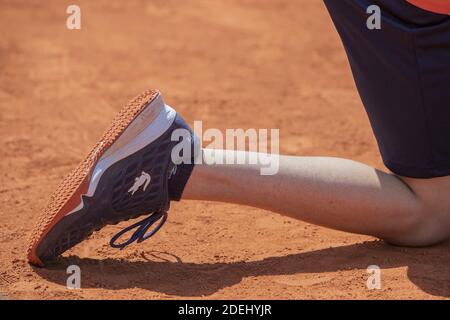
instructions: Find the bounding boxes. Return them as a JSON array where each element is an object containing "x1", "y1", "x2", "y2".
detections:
[{"x1": 27, "y1": 90, "x2": 195, "y2": 266}]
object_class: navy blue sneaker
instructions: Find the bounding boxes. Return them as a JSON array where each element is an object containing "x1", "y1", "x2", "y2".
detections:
[{"x1": 28, "y1": 90, "x2": 195, "y2": 266}]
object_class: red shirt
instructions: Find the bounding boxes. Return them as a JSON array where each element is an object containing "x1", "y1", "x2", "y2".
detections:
[{"x1": 407, "y1": 0, "x2": 450, "y2": 14}]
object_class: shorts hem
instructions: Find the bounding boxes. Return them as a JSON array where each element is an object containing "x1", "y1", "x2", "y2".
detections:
[{"x1": 384, "y1": 160, "x2": 450, "y2": 178}]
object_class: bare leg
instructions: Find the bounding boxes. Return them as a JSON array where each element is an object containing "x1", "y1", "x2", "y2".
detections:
[{"x1": 183, "y1": 149, "x2": 450, "y2": 246}]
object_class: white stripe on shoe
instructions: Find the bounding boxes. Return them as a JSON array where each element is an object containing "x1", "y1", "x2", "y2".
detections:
[{"x1": 65, "y1": 97, "x2": 177, "y2": 216}]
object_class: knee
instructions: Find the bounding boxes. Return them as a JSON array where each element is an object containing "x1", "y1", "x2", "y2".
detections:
[
  {"x1": 382, "y1": 208, "x2": 448, "y2": 247},
  {"x1": 387, "y1": 175, "x2": 450, "y2": 247}
]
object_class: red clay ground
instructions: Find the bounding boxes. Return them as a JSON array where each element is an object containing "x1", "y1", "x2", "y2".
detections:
[{"x1": 0, "y1": 0, "x2": 449, "y2": 299}]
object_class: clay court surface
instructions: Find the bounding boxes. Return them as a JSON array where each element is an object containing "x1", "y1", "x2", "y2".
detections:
[{"x1": 1, "y1": 0, "x2": 449, "y2": 299}]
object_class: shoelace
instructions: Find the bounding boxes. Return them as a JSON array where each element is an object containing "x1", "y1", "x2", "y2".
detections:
[{"x1": 109, "y1": 211, "x2": 168, "y2": 250}]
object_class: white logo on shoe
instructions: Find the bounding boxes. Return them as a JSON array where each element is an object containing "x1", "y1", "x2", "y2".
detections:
[{"x1": 128, "y1": 171, "x2": 151, "y2": 195}]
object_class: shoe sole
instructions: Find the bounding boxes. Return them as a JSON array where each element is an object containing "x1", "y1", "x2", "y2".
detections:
[{"x1": 27, "y1": 89, "x2": 167, "y2": 267}]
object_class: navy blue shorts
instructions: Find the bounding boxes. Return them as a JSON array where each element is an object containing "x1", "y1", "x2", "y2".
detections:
[{"x1": 324, "y1": 0, "x2": 450, "y2": 178}]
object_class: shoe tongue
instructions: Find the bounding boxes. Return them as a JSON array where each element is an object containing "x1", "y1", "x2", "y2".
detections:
[
  {"x1": 167, "y1": 163, "x2": 178, "y2": 179},
  {"x1": 167, "y1": 134, "x2": 198, "y2": 201},
  {"x1": 168, "y1": 161, "x2": 195, "y2": 201}
]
